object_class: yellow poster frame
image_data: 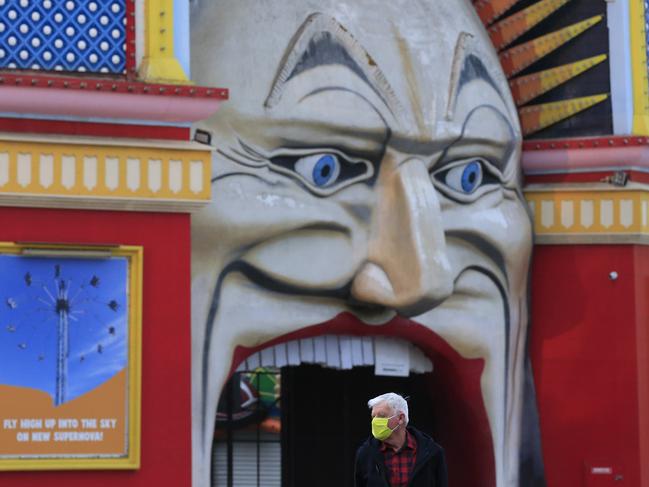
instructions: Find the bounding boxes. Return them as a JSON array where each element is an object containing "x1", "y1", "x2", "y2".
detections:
[{"x1": 0, "y1": 242, "x2": 142, "y2": 471}]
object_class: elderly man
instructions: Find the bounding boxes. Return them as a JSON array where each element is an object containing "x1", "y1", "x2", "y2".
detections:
[{"x1": 355, "y1": 393, "x2": 448, "y2": 487}]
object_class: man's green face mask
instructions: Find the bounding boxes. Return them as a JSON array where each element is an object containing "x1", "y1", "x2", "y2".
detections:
[{"x1": 371, "y1": 414, "x2": 399, "y2": 441}]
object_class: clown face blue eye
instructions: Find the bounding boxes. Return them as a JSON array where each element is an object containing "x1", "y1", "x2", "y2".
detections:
[
  {"x1": 268, "y1": 150, "x2": 373, "y2": 193},
  {"x1": 294, "y1": 154, "x2": 341, "y2": 188},
  {"x1": 443, "y1": 160, "x2": 484, "y2": 194}
]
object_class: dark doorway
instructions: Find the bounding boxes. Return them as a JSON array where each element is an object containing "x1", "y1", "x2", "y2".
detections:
[{"x1": 281, "y1": 364, "x2": 435, "y2": 487}]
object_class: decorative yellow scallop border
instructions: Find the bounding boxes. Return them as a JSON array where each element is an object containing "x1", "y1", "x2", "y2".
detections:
[
  {"x1": 631, "y1": 0, "x2": 649, "y2": 135},
  {"x1": 525, "y1": 185, "x2": 649, "y2": 244},
  {"x1": 0, "y1": 136, "x2": 211, "y2": 212},
  {"x1": 0, "y1": 242, "x2": 142, "y2": 471}
]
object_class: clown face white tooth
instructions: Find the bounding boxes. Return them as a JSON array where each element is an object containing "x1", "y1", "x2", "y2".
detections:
[{"x1": 190, "y1": 1, "x2": 536, "y2": 486}]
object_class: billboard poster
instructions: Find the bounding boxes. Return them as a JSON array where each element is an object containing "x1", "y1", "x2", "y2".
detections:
[{"x1": 0, "y1": 244, "x2": 141, "y2": 470}]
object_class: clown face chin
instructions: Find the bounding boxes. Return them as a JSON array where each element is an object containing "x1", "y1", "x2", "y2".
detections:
[{"x1": 190, "y1": 1, "x2": 538, "y2": 486}]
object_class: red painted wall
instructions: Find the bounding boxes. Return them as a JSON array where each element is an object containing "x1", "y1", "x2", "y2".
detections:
[
  {"x1": 0, "y1": 207, "x2": 192, "y2": 487},
  {"x1": 530, "y1": 245, "x2": 647, "y2": 487},
  {"x1": 6, "y1": 208, "x2": 648, "y2": 487},
  {"x1": 632, "y1": 246, "x2": 649, "y2": 487}
]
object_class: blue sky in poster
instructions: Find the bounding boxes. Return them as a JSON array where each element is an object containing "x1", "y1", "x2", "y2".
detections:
[{"x1": 0, "y1": 255, "x2": 128, "y2": 404}]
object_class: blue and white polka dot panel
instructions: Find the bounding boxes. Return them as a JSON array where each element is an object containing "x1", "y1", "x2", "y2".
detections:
[{"x1": 0, "y1": 0, "x2": 126, "y2": 74}]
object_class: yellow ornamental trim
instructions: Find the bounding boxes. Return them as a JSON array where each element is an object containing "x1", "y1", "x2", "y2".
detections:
[
  {"x1": 0, "y1": 134, "x2": 211, "y2": 212},
  {"x1": 519, "y1": 94, "x2": 608, "y2": 136},
  {"x1": 499, "y1": 15, "x2": 602, "y2": 78},
  {"x1": 509, "y1": 54, "x2": 607, "y2": 106},
  {"x1": 630, "y1": 0, "x2": 649, "y2": 134},
  {"x1": 138, "y1": 0, "x2": 189, "y2": 83},
  {"x1": 525, "y1": 185, "x2": 649, "y2": 244},
  {"x1": 489, "y1": 0, "x2": 572, "y2": 50}
]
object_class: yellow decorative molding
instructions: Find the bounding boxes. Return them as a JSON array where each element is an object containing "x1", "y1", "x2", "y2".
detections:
[
  {"x1": 138, "y1": 0, "x2": 188, "y2": 83},
  {"x1": 525, "y1": 185, "x2": 649, "y2": 244},
  {"x1": 0, "y1": 134, "x2": 211, "y2": 212},
  {"x1": 510, "y1": 54, "x2": 607, "y2": 107},
  {"x1": 519, "y1": 93, "x2": 609, "y2": 136},
  {"x1": 631, "y1": 0, "x2": 649, "y2": 135}
]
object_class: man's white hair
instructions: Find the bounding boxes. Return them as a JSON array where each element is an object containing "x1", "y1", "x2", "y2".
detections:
[{"x1": 367, "y1": 392, "x2": 409, "y2": 425}]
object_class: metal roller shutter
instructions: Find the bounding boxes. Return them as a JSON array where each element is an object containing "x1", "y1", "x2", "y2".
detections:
[{"x1": 212, "y1": 431, "x2": 281, "y2": 487}]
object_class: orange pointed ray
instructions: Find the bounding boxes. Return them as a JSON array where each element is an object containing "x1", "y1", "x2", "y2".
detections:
[
  {"x1": 499, "y1": 15, "x2": 603, "y2": 78},
  {"x1": 489, "y1": 0, "x2": 572, "y2": 50},
  {"x1": 474, "y1": 0, "x2": 522, "y2": 27},
  {"x1": 510, "y1": 54, "x2": 607, "y2": 106},
  {"x1": 519, "y1": 93, "x2": 609, "y2": 136}
]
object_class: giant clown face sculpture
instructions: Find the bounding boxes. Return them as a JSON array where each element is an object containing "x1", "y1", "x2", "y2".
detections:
[{"x1": 190, "y1": 1, "x2": 541, "y2": 486}]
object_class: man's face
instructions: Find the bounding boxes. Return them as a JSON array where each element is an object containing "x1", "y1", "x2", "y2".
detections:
[
  {"x1": 190, "y1": 1, "x2": 534, "y2": 486},
  {"x1": 371, "y1": 403, "x2": 402, "y2": 434}
]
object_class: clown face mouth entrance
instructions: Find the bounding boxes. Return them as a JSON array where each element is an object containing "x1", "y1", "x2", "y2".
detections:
[
  {"x1": 190, "y1": 1, "x2": 543, "y2": 485},
  {"x1": 211, "y1": 336, "x2": 435, "y2": 487}
]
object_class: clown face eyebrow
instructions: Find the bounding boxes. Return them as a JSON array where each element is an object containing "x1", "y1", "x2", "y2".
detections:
[
  {"x1": 458, "y1": 54, "x2": 507, "y2": 103},
  {"x1": 446, "y1": 32, "x2": 510, "y2": 121},
  {"x1": 265, "y1": 13, "x2": 406, "y2": 122}
]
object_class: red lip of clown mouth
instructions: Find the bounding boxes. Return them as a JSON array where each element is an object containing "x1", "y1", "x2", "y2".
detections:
[{"x1": 228, "y1": 311, "x2": 496, "y2": 486}]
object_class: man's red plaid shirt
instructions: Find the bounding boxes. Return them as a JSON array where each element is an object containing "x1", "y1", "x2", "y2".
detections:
[{"x1": 380, "y1": 429, "x2": 418, "y2": 486}]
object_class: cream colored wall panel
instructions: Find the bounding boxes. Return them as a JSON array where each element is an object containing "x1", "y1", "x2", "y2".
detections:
[
  {"x1": 148, "y1": 159, "x2": 162, "y2": 193},
  {"x1": 105, "y1": 157, "x2": 120, "y2": 191},
  {"x1": 560, "y1": 200, "x2": 574, "y2": 228},
  {"x1": 169, "y1": 160, "x2": 183, "y2": 194},
  {"x1": 61, "y1": 155, "x2": 76, "y2": 190},
  {"x1": 127, "y1": 158, "x2": 141, "y2": 192},
  {"x1": 600, "y1": 200, "x2": 614, "y2": 228},
  {"x1": 0, "y1": 153, "x2": 8, "y2": 188},
  {"x1": 83, "y1": 156, "x2": 98, "y2": 191},
  {"x1": 620, "y1": 199, "x2": 634, "y2": 228},
  {"x1": 190, "y1": 160, "x2": 203, "y2": 194},
  {"x1": 580, "y1": 200, "x2": 594, "y2": 229},
  {"x1": 17, "y1": 153, "x2": 31, "y2": 188},
  {"x1": 39, "y1": 154, "x2": 54, "y2": 189}
]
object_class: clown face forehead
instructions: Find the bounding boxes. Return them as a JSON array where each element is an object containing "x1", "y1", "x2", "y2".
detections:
[{"x1": 191, "y1": 0, "x2": 520, "y2": 152}]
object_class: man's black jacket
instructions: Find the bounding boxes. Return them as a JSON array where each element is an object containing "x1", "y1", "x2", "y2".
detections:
[{"x1": 354, "y1": 426, "x2": 448, "y2": 487}]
